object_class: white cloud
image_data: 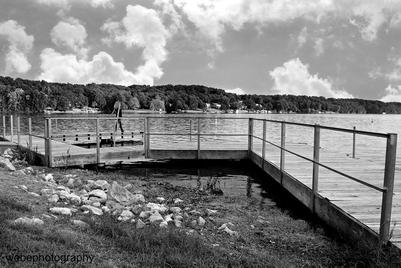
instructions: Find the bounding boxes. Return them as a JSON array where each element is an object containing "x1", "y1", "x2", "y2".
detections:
[
  {"x1": 313, "y1": 38, "x2": 324, "y2": 56},
  {"x1": 297, "y1": 27, "x2": 308, "y2": 48},
  {"x1": 38, "y1": 48, "x2": 145, "y2": 85},
  {"x1": 102, "y1": 5, "x2": 171, "y2": 85},
  {"x1": 50, "y1": 18, "x2": 88, "y2": 58},
  {"x1": 0, "y1": 20, "x2": 34, "y2": 74},
  {"x1": 380, "y1": 85, "x2": 401, "y2": 102},
  {"x1": 225, "y1": 88, "x2": 246, "y2": 95},
  {"x1": 269, "y1": 58, "x2": 353, "y2": 98},
  {"x1": 34, "y1": 0, "x2": 113, "y2": 9}
]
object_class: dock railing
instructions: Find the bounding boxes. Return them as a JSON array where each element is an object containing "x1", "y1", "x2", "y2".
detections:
[{"x1": 0, "y1": 114, "x2": 397, "y2": 244}]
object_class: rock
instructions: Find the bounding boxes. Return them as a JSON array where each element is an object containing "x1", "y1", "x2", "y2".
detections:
[
  {"x1": 40, "y1": 188, "x2": 53, "y2": 196},
  {"x1": 198, "y1": 216, "x2": 206, "y2": 226},
  {"x1": 189, "y1": 210, "x2": 202, "y2": 216},
  {"x1": 218, "y1": 223, "x2": 234, "y2": 230},
  {"x1": 48, "y1": 194, "x2": 59, "y2": 203},
  {"x1": 68, "y1": 193, "x2": 81, "y2": 205},
  {"x1": 173, "y1": 215, "x2": 183, "y2": 221},
  {"x1": 71, "y1": 220, "x2": 89, "y2": 228},
  {"x1": 3, "y1": 148, "x2": 14, "y2": 158},
  {"x1": 136, "y1": 219, "x2": 146, "y2": 229},
  {"x1": 170, "y1": 207, "x2": 182, "y2": 214},
  {"x1": 191, "y1": 220, "x2": 197, "y2": 227},
  {"x1": 102, "y1": 206, "x2": 110, "y2": 213},
  {"x1": 149, "y1": 211, "x2": 164, "y2": 224},
  {"x1": 66, "y1": 178, "x2": 75, "y2": 188},
  {"x1": 0, "y1": 156, "x2": 16, "y2": 171},
  {"x1": 146, "y1": 202, "x2": 168, "y2": 213},
  {"x1": 88, "y1": 189, "x2": 107, "y2": 203},
  {"x1": 28, "y1": 192, "x2": 40, "y2": 198},
  {"x1": 91, "y1": 180, "x2": 111, "y2": 191},
  {"x1": 139, "y1": 211, "x2": 151, "y2": 219},
  {"x1": 164, "y1": 214, "x2": 173, "y2": 223},
  {"x1": 50, "y1": 207, "x2": 72, "y2": 216},
  {"x1": 81, "y1": 205, "x2": 103, "y2": 216},
  {"x1": 124, "y1": 183, "x2": 133, "y2": 190},
  {"x1": 109, "y1": 181, "x2": 137, "y2": 205},
  {"x1": 14, "y1": 217, "x2": 44, "y2": 226},
  {"x1": 131, "y1": 204, "x2": 143, "y2": 215},
  {"x1": 156, "y1": 197, "x2": 165, "y2": 203},
  {"x1": 77, "y1": 189, "x2": 89, "y2": 199},
  {"x1": 22, "y1": 167, "x2": 34, "y2": 175},
  {"x1": 43, "y1": 174, "x2": 54, "y2": 182},
  {"x1": 174, "y1": 219, "x2": 182, "y2": 228},
  {"x1": 206, "y1": 209, "x2": 218, "y2": 216},
  {"x1": 105, "y1": 200, "x2": 124, "y2": 212},
  {"x1": 91, "y1": 202, "x2": 101, "y2": 207},
  {"x1": 118, "y1": 210, "x2": 134, "y2": 221},
  {"x1": 56, "y1": 186, "x2": 70, "y2": 193},
  {"x1": 19, "y1": 185, "x2": 28, "y2": 191},
  {"x1": 159, "y1": 221, "x2": 168, "y2": 228},
  {"x1": 131, "y1": 194, "x2": 145, "y2": 203},
  {"x1": 57, "y1": 190, "x2": 71, "y2": 201},
  {"x1": 173, "y1": 198, "x2": 183, "y2": 204},
  {"x1": 222, "y1": 227, "x2": 238, "y2": 237}
]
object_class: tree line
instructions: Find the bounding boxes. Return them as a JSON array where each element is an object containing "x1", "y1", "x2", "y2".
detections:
[{"x1": 0, "y1": 76, "x2": 401, "y2": 114}]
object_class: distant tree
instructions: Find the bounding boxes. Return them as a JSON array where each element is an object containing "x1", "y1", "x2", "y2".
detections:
[{"x1": 150, "y1": 96, "x2": 165, "y2": 111}]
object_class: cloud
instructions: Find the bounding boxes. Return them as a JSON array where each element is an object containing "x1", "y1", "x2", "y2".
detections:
[
  {"x1": 269, "y1": 58, "x2": 353, "y2": 98},
  {"x1": 102, "y1": 5, "x2": 171, "y2": 85},
  {"x1": 380, "y1": 85, "x2": 401, "y2": 102},
  {"x1": 38, "y1": 48, "x2": 145, "y2": 85},
  {"x1": 50, "y1": 17, "x2": 88, "y2": 58},
  {"x1": 297, "y1": 27, "x2": 308, "y2": 48},
  {"x1": 34, "y1": 0, "x2": 113, "y2": 9},
  {"x1": 313, "y1": 38, "x2": 324, "y2": 56},
  {"x1": 225, "y1": 88, "x2": 246, "y2": 95},
  {"x1": 0, "y1": 20, "x2": 34, "y2": 74}
]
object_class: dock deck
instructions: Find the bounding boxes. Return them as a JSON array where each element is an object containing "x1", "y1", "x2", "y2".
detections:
[{"x1": 1, "y1": 115, "x2": 400, "y2": 251}]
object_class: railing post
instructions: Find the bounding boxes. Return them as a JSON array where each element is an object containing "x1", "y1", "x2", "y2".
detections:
[
  {"x1": 248, "y1": 118, "x2": 254, "y2": 157},
  {"x1": 2, "y1": 115, "x2": 5, "y2": 138},
  {"x1": 28, "y1": 118, "x2": 32, "y2": 151},
  {"x1": 197, "y1": 118, "x2": 201, "y2": 159},
  {"x1": 45, "y1": 118, "x2": 52, "y2": 167},
  {"x1": 96, "y1": 118, "x2": 100, "y2": 165},
  {"x1": 10, "y1": 115, "x2": 13, "y2": 142},
  {"x1": 352, "y1": 126, "x2": 356, "y2": 158},
  {"x1": 17, "y1": 116, "x2": 20, "y2": 145},
  {"x1": 190, "y1": 120, "x2": 192, "y2": 142},
  {"x1": 312, "y1": 124, "x2": 321, "y2": 213},
  {"x1": 44, "y1": 118, "x2": 48, "y2": 167},
  {"x1": 262, "y1": 120, "x2": 267, "y2": 165},
  {"x1": 280, "y1": 122, "x2": 286, "y2": 177},
  {"x1": 379, "y1": 133, "x2": 397, "y2": 244}
]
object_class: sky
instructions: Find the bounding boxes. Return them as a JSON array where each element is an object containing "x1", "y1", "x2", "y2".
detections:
[{"x1": 1, "y1": 0, "x2": 401, "y2": 101}]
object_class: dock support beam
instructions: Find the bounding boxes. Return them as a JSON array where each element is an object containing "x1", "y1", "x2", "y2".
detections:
[
  {"x1": 280, "y1": 122, "x2": 286, "y2": 183},
  {"x1": 2, "y1": 115, "x2": 5, "y2": 138},
  {"x1": 379, "y1": 133, "x2": 397, "y2": 244},
  {"x1": 197, "y1": 118, "x2": 201, "y2": 159},
  {"x1": 248, "y1": 118, "x2": 253, "y2": 157},
  {"x1": 144, "y1": 118, "x2": 150, "y2": 158},
  {"x1": 28, "y1": 118, "x2": 32, "y2": 151},
  {"x1": 10, "y1": 115, "x2": 13, "y2": 143},
  {"x1": 312, "y1": 125, "x2": 320, "y2": 213},
  {"x1": 17, "y1": 116, "x2": 20, "y2": 146},
  {"x1": 352, "y1": 126, "x2": 356, "y2": 158},
  {"x1": 96, "y1": 118, "x2": 100, "y2": 165},
  {"x1": 262, "y1": 120, "x2": 267, "y2": 166}
]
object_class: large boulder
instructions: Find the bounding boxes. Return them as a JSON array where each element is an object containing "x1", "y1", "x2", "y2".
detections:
[
  {"x1": 118, "y1": 210, "x2": 134, "y2": 222},
  {"x1": 149, "y1": 211, "x2": 164, "y2": 224},
  {"x1": 146, "y1": 203, "x2": 168, "y2": 213},
  {"x1": 109, "y1": 181, "x2": 142, "y2": 205},
  {"x1": 91, "y1": 180, "x2": 111, "y2": 191},
  {"x1": 50, "y1": 207, "x2": 72, "y2": 216},
  {"x1": 81, "y1": 205, "x2": 103, "y2": 216},
  {"x1": 0, "y1": 156, "x2": 15, "y2": 171}
]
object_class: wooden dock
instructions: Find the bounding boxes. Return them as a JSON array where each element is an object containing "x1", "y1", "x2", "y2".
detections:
[{"x1": 1, "y1": 114, "x2": 400, "y2": 251}]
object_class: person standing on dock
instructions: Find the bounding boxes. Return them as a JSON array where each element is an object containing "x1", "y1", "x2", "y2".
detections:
[{"x1": 112, "y1": 99, "x2": 124, "y2": 133}]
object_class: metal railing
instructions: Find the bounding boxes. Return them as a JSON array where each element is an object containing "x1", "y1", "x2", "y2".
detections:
[
  {"x1": 248, "y1": 118, "x2": 397, "y2": 244},
  {"x1": 0, "y1": 114, "x2": 397, "y2": 244}
]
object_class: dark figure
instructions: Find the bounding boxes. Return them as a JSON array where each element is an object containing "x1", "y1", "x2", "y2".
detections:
[{"x1": 112, "y1": 100, "x2": 124, "y2": 133}]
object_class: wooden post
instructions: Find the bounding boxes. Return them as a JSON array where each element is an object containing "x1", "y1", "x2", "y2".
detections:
[
  {"x1": 262, "y1": 120, "x2": 267, "y2": 162},
  {"x1": 44, "y1": 118, "x2": 48, "y2": 167},
  {"x1": 190, "y1": 120, "x2": 192, "y2": 142},
  {"x1": 280, "y1": 122, "x2": 286, "y2": 174},
  {"x1": 352, "y1": 126, "x2": 356, "y2": 158},
  {"x1": 379, "y1": 133, "x2": 397, "y2": 244},
  {"x1": 312, "y1": 125, "x2": 320, "y2": 213},
  {"x1": 17, "y1": 116, "x2": 20, "y2": 145},
  {"x1": 10, "y1": 115, "x2": 13, "y2": 142},
  {"x1": 197, "y1": 118, "x2": 201, "y2": 159},
  {"x1": 28, "y1": 118, "x2": 32, "y2": 151},
  {"x1": 46, "y1": 118, "x2": 52, "y2": 167},
  {"x1": 96, "y1": 118, "x2": 100, "y2": 165},
  {"x1": 248, "y1": 118, "x2": 254, "y2": 157},
  {"x1": 144, "y1": 118, "x2": 148, "y2": 158},
  {"x1": 2, "y1": 115, "x2": 5, "y2": 138}
]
